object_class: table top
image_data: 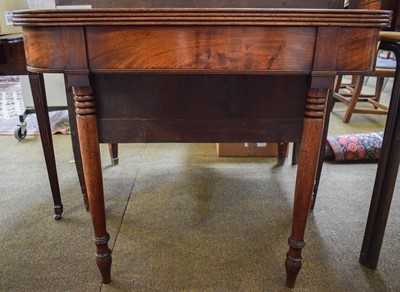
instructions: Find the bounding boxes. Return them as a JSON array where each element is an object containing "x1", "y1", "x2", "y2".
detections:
[{"x1": 13, "y1": 8, "x2": 392, "y2": 76}]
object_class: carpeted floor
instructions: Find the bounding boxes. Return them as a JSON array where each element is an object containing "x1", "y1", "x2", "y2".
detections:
[{"x1": 0, "y1": 77, "x2": 399, "y2": 291}]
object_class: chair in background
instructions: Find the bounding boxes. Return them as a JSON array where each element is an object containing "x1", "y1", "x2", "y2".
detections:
[
  {"x1": 332, "y1": 0, "x2": 400, "y2": 123},
  {"x1": 332, "y1": 49, "x2": 396, "y2": 123}
]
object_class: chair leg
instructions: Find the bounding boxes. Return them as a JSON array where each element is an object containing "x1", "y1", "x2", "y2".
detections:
[
  {"x1": 382, "y1": 77, "x2": 390, "y2": 91},
  {"x1": 343, "y1": 75, "x2": 364, "y2": 123},
  {"x1": 108, "y1": 143, "x2": 119, "y2": 165},
  {"x1": 374, "y1": 77, "x2": 385, "y2": 104},
  {"x1": 334, "y1": 75, "x2": 343, "y2": 92}
]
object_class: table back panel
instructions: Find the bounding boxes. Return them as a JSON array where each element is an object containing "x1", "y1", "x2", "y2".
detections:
[{"x1": 93, "y1": 74, "x2": 308, "y2": 143}]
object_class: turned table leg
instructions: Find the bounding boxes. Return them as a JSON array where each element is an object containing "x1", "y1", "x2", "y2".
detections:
[
  {"x1": 65, "y1": 77, "x2": 120, "y2": 211},
  {"x1": 285, "y1": 85, "x2": 331, "y2": 288},
  {"x1": 29, "y1": 72, "x2": 63, "y2": 219},
  {"x1": 310, "y1": 88, "x2": 335, "y2": 211},
  {"x1": 73, "y1": 85, "x2": 112, "y2": 283}
]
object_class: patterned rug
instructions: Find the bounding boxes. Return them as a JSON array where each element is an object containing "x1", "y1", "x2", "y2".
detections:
[
  {"x1": 0, "y1": 77, "x2": 70, "y2": 137},
  {"x1": 325, "y1": 132, "x2": 384, "y2": 161}
]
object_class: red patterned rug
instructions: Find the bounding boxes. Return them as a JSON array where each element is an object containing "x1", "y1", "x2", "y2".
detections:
[{"x1": 325, "y1": 132, "x2": 384, "y2": 161}]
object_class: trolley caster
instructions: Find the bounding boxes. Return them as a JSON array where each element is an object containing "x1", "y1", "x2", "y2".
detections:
[
  {"x1": 53, "y1": 214, "x2": 62, "y2": 220},
  {"x1": 14, "y1": 122, "x2": 27, "y2": 141}
]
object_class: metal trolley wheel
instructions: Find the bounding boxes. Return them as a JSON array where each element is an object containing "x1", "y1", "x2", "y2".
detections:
[
  {"x1": 14, "y1": 121, "x2": 27, "y2": 141},
  {"x1": 14, "y1": 107, "x2": 34, "y2": 141}
]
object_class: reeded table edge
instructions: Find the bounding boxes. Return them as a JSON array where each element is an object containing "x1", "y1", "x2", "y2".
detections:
[{"x1": 13, "y1": 8, "x2": 392, "y2": 27}]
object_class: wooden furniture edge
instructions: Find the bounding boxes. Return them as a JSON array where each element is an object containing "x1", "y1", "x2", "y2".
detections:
[{"x1": 13, "y1": 8, "x2": 392, "y2": 28}]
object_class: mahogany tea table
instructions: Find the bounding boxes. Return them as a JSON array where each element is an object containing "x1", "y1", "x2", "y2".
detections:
[{"x1": 13, "y1": 8, "x2": 391, "y2": 288}]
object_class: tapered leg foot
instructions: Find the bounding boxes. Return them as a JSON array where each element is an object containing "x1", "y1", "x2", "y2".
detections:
[
  {"x1": 94, "y1": 233, "x2": 112, "y2": 284},
  {"x1": 285, "y1": 237, "x2": 305, "y2": 288},
  {"x1": 96, "y1": 250, "x2": 112, "y2": 284},
  {"x1": 285, "y1": 254, "x2": 302, "y2": 288}
]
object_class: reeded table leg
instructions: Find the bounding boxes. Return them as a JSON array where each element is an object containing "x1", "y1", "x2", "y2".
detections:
[
  {"x1": 73, "y1": 84, "x2": 112, "y2": 283},
  {"x1": 29, "y1": 72, "x2": 63, "y2": 219},
  {"x1": 285, "y1": 84, "x2": 331, "y2": 288}
]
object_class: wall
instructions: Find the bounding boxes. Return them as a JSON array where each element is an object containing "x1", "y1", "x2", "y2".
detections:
[
  {"x1": 0, "y1": 0, "x2": 28, "y2": 35},
  {"x1": 27, "y1": 0, "x2": 56, "y2": 9}
]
